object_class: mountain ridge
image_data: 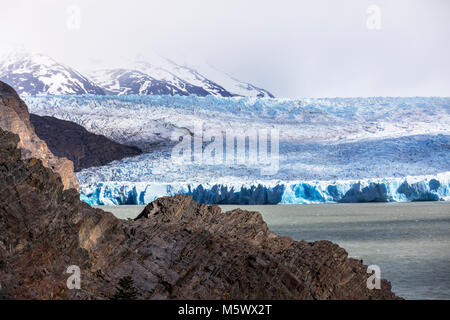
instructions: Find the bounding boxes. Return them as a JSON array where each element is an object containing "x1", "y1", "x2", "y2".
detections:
[
  {"x1": 0, "y1": 48, "x2": 274, "y2": 98},
  {"x1": 0, "y1": 49, "x2": 105, "y2": 96},
  {"x1": 0, "y1": 81, "x2": 79, "y2": 190}
]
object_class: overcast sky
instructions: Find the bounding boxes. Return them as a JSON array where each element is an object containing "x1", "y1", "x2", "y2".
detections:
[{"x1": 0, "y1": 0, "x2": 449, "y2": 98}]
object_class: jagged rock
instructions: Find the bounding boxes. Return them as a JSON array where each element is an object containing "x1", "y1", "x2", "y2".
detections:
[
  {"x1": 30, "y1": 114, "x2": 142, "y2": 171},
  {"x1": 0, "y1": 81, "x2": 78, "y2": 190},
  {"x1": 0, "y1": 127, "x2": 399, "y2": 299}
]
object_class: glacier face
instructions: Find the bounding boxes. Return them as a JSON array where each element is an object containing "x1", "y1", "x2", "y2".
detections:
[
  {"x1": 79, "y1": 173, "x2": 450, "y2": 206},
  {"x1": 24, "y1": 94, "x2": 450, "y2": 205}
]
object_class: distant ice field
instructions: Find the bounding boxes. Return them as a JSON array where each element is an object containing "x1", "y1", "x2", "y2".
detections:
[{"x1": 25, "y1": 95, "x2": 450, "y2": 205}]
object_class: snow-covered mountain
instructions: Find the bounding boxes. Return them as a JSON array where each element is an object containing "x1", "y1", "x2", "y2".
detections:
[
  {"x1": 90, "y1": 53, "x2": 273, "y2": 97},
  {"x1": 188, "y1": 62, "x2": 275, "y2": 98},
  {"x1": 0, "y1": 47, "x2": 274, "y2": 97},
  {"x1": 0, "y1": 48, "x2": 105, "y2": 96},
  {"x1": 89, "y1": 69, "x2": 192, "y2": 96},
  {"x1": 90, "y1": 65, "x2": 232, "y2": 97}
]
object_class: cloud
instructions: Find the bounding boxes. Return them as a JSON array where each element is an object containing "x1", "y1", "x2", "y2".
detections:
[{"x1": 0, "y1": 0, "x2": 449, "y2": 98}]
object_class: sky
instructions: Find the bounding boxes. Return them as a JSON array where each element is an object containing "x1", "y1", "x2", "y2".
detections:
[{"x1": 0, "y1": 0, "x2": 449, "y2": 98}]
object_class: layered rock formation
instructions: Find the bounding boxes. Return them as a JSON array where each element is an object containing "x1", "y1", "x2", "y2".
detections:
[
  {"x1": 30, "y1": 114, "x2": 142, "y2": 171},
  {"x1": 0, "y1": 127, "x2": 399, "y2": 299},
  {"x1": 0, "y1": 81, "x2": 78, "y2": 190}
]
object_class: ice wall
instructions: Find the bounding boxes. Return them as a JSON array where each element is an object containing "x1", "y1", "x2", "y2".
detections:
[{"x1": 80, "y1": 173, "x2": 450, "y2": 205}]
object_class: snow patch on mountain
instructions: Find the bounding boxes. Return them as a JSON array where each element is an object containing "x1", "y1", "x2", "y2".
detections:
[{"x1": 190, "y1": 61, "x2": 274, "y2": 98}]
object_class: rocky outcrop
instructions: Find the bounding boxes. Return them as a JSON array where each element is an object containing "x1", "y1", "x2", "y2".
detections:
[
  {"x1": 0, "y1": 81, "x2": 78, "y2": 190},
  {"x1": 0, "y1": 127, "x2": 399, "y2": 299},
  {"x1": 135, "y1": 196, "x2": 399, "y2": 299},
  {"x1": 30, "y1": 114, "x2": 142, "y2": 171}
]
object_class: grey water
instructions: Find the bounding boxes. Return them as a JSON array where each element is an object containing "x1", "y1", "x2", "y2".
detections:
[{"x1": 97, "y1": 201, "x2": 450, "y2": 300}]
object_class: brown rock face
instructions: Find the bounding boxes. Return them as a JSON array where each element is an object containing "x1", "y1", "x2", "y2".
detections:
[
  {"x1": 0, "y1": 127, "x2": 399, "y2": 300},
  {"x1": 30, "y1": 114, "x2": 142, "y2": 172},
  {"x1": 0, "y1": 81, "x2": 78, "y2": 190}
]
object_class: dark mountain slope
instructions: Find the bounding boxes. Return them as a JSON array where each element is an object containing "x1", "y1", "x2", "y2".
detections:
[{"x1": 30, "y1": 114, "x2": 142, "y2": 171}]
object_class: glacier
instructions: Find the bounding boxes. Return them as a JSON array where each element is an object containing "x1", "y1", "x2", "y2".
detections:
[
  {"x1": 23, "y1": 94, "x2": 450, "y2": 205},
  {"x1": 79, "y1": 173, "x2": 450, "y2": 206}
]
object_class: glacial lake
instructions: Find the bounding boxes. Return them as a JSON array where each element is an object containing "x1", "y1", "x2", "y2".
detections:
[{"x1": 96, "y1": 201, "x2": 450, "y2": 300}]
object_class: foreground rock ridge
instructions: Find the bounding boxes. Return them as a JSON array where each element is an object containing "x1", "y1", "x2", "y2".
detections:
[
  {"x1": 0, "y1": 81, "x2": 78, "y2": 190},
  {"x1": 0, "y1": 128, "x2": 399, "y2": 299},
  {"x1": 30, "y1": 114, "x2": 142, "y2": 171}
]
